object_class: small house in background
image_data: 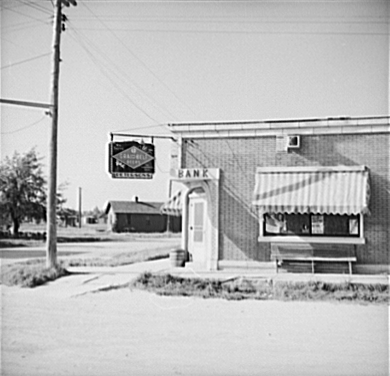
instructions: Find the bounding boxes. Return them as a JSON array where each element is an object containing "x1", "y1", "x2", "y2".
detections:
[
  {"x1": 83, "y1": 216, "x2": 97, "y2": 225},
  {"x1": 104, "y1": 196, "x2": 181, "y2": 233},
  {"x1": 57, "y1": 208, "x2": 78, "y2": 227}
]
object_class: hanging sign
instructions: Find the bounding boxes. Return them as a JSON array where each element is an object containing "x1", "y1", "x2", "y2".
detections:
[{"x1": 109, "y1": 141, "x2": 155, "y2": 179}]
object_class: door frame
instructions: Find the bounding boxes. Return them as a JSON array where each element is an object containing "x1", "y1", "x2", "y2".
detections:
[
  {"x1": 170, "y1": 168, "x2": 220, "y2": 271},
  {"x1": 187, "y1": 190, "x2": 207, "y2": 264}
]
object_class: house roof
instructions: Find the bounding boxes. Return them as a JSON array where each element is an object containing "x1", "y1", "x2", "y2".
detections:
[{"x1": 104, "y1": 201, "x2": 163, "y2": 215}]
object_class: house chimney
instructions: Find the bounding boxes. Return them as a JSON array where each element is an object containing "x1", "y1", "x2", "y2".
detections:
[{"x1": 132, "y1": 195, "x2": 139, "y2": 202}]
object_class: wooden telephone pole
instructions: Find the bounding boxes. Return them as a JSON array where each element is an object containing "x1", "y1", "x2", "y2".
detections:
[{"x1": 46, "y1": 0, "x2": 76, "y2": 268}]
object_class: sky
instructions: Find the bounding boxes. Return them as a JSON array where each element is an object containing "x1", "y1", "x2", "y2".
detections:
[{"x1": 1, "y1": 0, "x2": 389, "y2": 211}]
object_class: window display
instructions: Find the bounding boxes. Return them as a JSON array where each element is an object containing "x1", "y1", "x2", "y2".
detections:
[{"x1": 264, "y1": 213, "x2": 360, "y2": 237}]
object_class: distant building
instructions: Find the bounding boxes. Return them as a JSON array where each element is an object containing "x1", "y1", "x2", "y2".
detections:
[
  {"x1": 58, "y1": 208, "x2": 78, "y2": 227},
  {"x1": 83, "y1": 216, "x2": 97, "y2": 225},
  {"x1": 104, "y1": 197, "x2": 181, "y2": 233}
]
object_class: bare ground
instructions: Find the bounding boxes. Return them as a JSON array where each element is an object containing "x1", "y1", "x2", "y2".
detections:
[{"x1": 1, "y1": 279, "x2": 388, "y2": 376}]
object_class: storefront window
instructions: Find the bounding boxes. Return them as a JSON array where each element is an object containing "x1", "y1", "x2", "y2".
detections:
[{"x1": 264, "y1": 213, "x2": 360, "y2": 237}]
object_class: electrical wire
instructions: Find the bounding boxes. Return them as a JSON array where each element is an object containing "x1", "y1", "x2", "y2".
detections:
[
  {"x1": 68, "y1": 23, "x2": 181, "y2": 121},
  {"x1": 1, "y1": 115, "x2": 47, "y2": 135},
  {"x1": 71, "y1": 15, "x2": 389, "y2": 25},
  {"x1": 112, "y1": 123, "x2": 172, "y2": 133},
  {"x1": 66, "y1": 29, "x2": 162, "y2": 124},
  {"x1": 1, "y1": 4, "x2": 51, "y2": 25},
  {"x1": 1, "y1": 19, "x2": 48, "y2": 33},
  {"x1": 66, "y1": 23, "x2": 188, "y2": 128},
  {"x1": 72, "y1": 27, "x2": 389, "y2": 36},
  {"x1": 15, "y1": 0, "x2": 53, "y2": 16},
  {"x1": 1, "y1": 52, "x2": 51, "y2": 70},
  {"x1": 80, "y1": 2, "x2": 198, "y2": 118}
]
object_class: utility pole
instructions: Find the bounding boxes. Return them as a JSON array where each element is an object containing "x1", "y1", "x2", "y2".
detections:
[
  {"x1": 78, "y1": 187, "x2": 82, "y2": 228},
  {"x1": 46, "y1": 0, "x2": 77, "y2": 268},
  {"x1": 166, "y1": 179, "x2": 172, "y2": 233}
]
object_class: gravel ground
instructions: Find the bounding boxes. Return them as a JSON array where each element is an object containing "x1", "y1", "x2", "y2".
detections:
[{"x1": 1, "y1": 276, "x2": 388, "y2": 376}]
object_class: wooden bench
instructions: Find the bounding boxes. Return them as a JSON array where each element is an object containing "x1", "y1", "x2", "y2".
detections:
[{"x1": 271, "y1": 243, "x2": 357, "y2": 275}]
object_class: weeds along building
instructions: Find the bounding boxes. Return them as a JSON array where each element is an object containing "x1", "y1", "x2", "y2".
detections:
[{"x1": 165, "y1": 116, "x2": 390, "y2": 274}]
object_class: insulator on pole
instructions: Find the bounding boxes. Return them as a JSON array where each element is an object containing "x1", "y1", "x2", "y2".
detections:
[{"x1": 61, "y1": 0, "x2": 77, "y2": 6}]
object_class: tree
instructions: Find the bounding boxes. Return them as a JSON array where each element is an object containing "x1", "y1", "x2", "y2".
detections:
[
  {"x1": 0, "y1": 149, "x2": 47, "y2": 234},
  {"x1": 90, "y1": 206, "x2": 103, "y2": 220}
]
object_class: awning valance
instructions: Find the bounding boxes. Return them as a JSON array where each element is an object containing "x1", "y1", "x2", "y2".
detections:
[
  {"x1": 160, "y1": 190, "x2": 183, "y2": 217},
  {"x1": 252, "y1": 166, "x2": 370, "y2": 215}
]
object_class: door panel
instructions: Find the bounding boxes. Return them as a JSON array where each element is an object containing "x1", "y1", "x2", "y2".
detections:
[
  {"x1": 188, "y1": 194, "x2": 207, "y2": 263},
  {"x1": 193, "y1": 202, "x2": 204, "y2": 242}
]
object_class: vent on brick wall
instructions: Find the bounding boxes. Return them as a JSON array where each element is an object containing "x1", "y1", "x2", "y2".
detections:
[
  {"x1": 286, "y1": 135, "x2": 300, "y2": 149},
  {"x1": 276, "y1": 135, "x2": 301, "y2": 152}
]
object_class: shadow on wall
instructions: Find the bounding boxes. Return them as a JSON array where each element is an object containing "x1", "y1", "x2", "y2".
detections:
[
  {"x1": 220, "y1": 134, "x2": 389, "y2": 265},
  {"x1": 219, "y1": 184, "x2": 270, "y2": 262},
  {"x1": 292, "y1": 134, "x2": 390, "y2": 265},
  {"x1": 184, "y1": 134, "x2": 389, "y2": 266}
]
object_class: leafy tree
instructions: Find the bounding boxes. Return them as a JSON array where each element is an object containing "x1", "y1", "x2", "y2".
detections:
[
  {"x1": 90, "y1": 206, "x2": 103, "y2": 219},
  {"x1": 0, "y1": 149, "x2": 66, "y2": 235}
]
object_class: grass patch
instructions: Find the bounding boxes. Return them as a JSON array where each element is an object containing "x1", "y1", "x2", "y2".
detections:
[
  {"x1": 132, "y1": 272, "x2": 390, "y2": 304},
  {"x1": 0, "y1": 225, "x2": 181, "y2": 249},
  {"x1": 62, "y1": 247, "x2": 169, "y2": 267},
  {"x1": 0, "y1": 248, "x2": 169, "y2": 288},
  {"x1": 0, "y1": 259, "x2": 70, "y2": 288}
]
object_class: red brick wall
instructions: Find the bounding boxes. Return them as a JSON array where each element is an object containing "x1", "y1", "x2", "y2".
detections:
[{"x1": 182, "y1": 133, "x2": 390, "y2": 265}]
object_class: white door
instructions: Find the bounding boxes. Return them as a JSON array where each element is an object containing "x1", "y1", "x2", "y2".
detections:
[{"x1": 188, "y1": 193, "x2": 207, "y2": 263}]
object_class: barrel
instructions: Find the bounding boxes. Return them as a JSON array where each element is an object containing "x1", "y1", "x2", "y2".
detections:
[{"x1": 170, "y1": 249, "x2": 186, "y2": 268}]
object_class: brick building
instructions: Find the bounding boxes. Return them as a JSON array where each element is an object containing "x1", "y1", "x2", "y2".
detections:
[{"x1": 166, "y1": 116, "x2": 390, "y2": 274}]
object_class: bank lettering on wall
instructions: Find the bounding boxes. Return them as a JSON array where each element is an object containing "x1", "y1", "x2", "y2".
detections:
[
  {"x1": 109, "y1": 141, "x2": 155, "y2": 179},
  {"x1": 172, "y1": 168, "x2": 220, "y2": 181}
]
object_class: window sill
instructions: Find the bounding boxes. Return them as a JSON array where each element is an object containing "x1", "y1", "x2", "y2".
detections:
[{"x1": 257, "y1": 236, "x2": 365, "y2": 245}]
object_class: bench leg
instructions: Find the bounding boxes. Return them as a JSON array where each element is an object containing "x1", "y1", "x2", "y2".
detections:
[
  {"x1": 311, "y1": 260, "x2": 315, "y2": 274},
  {"x1": 276, "y1": 260, "x2": 278, "y2": 274},
  {"x1": 348, "y1": 261, "x2": 352, "y2": 275}
]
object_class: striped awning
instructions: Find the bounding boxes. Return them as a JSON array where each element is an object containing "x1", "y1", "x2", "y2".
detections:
[
  {"x1": 160, "y1": 190, "x2": 183, "y2": 216},
  {"x1": 252, "y1": 166, "x2": 370, "y2": 215}
]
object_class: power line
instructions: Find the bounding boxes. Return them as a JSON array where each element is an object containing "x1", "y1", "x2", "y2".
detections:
[
  {"x1": 72, "y1": 27, "x2": 388, "y2": 36},
  {"x1": 112, "y1": 123, "x2": 172, "y2": 133},
  {"x1": 68, "y1": 23, "x2": 181, "y2": 121},
  {"x1": 1, "y1": 115, "x2": 47, "y2": 135},
  {"x1": 66, "y1": 29, "x2": 162, "y2": 124},
  {"x1": 0, "y1": 37, "x2": 46, "y2": 55},
  {"x1": 81, "y1": 2, "x2": 198, "y2": 118},
  {"x1": 15, "y1": 0, "x2": 53, "y2": 15},
  {"x1": 1, "y1": 52, "x2": 51, "y2": 70},
  {"x1": 2, "y1": 4, "x2": 51, "y2": 25},
  {"x1": 2, "y1": 19, "x2": 45, "y2": 32},
  {"x1": 71, "y1": 16, "x2": 389, "y2": 25}
]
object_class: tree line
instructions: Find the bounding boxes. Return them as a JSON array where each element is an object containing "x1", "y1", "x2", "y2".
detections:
[{"x1": 0, "y1": 148, "x2": 67, "y2": 235}]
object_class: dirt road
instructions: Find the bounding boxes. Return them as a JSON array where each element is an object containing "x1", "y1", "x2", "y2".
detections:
[
  {"x1": 0, "y1": 237, "x2": 180, "y2": 265},
  {"x1": 1, "y1": 279, "x2": 388, "y2": 376}
]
